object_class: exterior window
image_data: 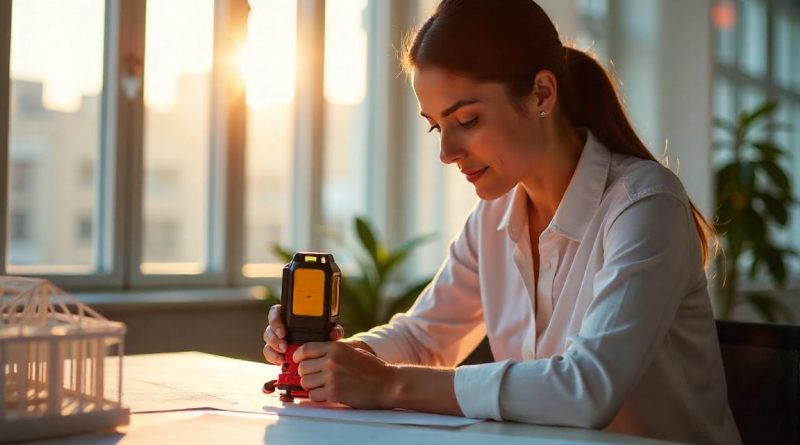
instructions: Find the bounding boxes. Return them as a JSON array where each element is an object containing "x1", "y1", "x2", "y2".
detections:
[
  {"x1": 6, "y1": 0, "x2": 105, "y2": 275},
  {"x1": 242, "y1": 0, "x2": 298, "y2": 277},
  {"x1": 713, "y1": 0, "x2": 800, "y2": 279},
  {"x1": 0, "y1": 0, "x2": 437, "y2": 290},
  {"x1": 321, "y1": 0, "x2": 370, "y2": 256},
  {"x1": 141, "y1": 0, "x2": 215, "y2": 275},
  {"x1": 9, "y1": 212, "x2": 30, "y2": 242}
]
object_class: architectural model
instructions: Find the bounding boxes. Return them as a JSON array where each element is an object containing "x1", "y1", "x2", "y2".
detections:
[{"x1": 0, "y1": 277, "x2": 129, "y2": 442}]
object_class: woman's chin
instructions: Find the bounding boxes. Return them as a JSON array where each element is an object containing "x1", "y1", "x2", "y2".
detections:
[{"x1": 474, "y1": 184, "x2": 510, "y2": 201}]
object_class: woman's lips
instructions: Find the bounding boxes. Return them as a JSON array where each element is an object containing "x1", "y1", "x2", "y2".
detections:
[{"x1": 464, "y1": 167, "x2": 488, "y2": 183}]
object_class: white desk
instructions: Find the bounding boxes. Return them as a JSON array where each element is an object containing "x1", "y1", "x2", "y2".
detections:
[{"x1": 25, "y1": 352, "x2": 681, "y2": 444}]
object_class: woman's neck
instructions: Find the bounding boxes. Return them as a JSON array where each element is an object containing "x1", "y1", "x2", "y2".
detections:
[{"x1": 520, "y1": 123, "x2": 586, "y2": 223}]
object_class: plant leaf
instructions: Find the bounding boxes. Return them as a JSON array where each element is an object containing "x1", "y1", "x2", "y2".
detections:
[
  {"x1": 759, "y1": 159, "x2": 792, "y2": 192},
  {"x1": 764, "y1": 245, "x2": 787, "y2": 288},
  {"x1": 713, "y1": 117, "x2": 737, "y2": 133},
  {"x1": 757, "y1": 192, "x2": 789, "y2": 225},
  {"x1": 739, "y1": 100, "x2": 778, "y2": 130},
  {"x1": 355, "y1": 217, "x2": 380, "y2": 264},
  {"x1": 752, "y1": 141, "x2": 786, "y2": 160}
]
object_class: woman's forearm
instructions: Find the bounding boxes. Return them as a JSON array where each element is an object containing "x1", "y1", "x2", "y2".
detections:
[
  {"x1": 385, "y1": 365, "x2": 463, "y2": 416},
  {"x1": 340, "y1": 336, "x2": 462, "y2": 415}
]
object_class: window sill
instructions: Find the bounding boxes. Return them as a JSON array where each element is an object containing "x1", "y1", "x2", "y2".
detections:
[{"x1": 72, "y1": 286, "x2": 275, "y2": 313}]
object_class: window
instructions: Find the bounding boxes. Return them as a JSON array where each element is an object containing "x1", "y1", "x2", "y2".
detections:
[
  {"x1": 576, "y1": 0, "x2": 609, "y2": 63},
  {"x1": 321, "y1": 0, "x2": 370, "y2": 258},
  {"x1": 712, "y1": 0, "x2": 800, "y2": 281},
  {"x1": 242, "y1": 0, "x2": 297, "y2": 276},
  {"x1": 141, "y1": 0, "x2": 215, "y2": 275},
  {"x1": 77, "y1": 216, "x2": 92, "y2": 244},
  {"x1": 408, "y1": 0, "x2": 478, "y2": 278},
  {"x1": 10, "y1": 160, "x2": 34, "y2": 192},
  {"x1": 5, "y1": 0, "x2": 105, "y2": 275},
  {"x1": 77, "y1": 159, "x2": 94, "y2": 189},
  {"x1": 9, "y1": 211, "x2": 29, "y2": 242},
  {"x1": 1, "y1": 0, "x2": 427, "y2": 290}
]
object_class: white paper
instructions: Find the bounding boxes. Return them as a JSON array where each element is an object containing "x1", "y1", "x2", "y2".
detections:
[
  {"x1": 117, "y1": 412, "x2": 628, "y2": 445},
  {"x1": 115, "y1": 352, "x2": 481, "y2": 428}
]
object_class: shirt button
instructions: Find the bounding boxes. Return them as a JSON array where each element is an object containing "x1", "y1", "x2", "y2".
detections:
[{"x1": 526, "y1": 351, "x2": 535, "y2": 360}]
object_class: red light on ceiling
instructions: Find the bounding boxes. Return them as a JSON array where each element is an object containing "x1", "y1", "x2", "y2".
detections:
[{"x1": 712, "y1": 1, "x2": 737, "y2": 30}]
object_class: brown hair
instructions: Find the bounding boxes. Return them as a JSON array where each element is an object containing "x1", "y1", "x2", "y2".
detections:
[{"x1": 403, "y1": 0, "x2": 716, "y2": 266}]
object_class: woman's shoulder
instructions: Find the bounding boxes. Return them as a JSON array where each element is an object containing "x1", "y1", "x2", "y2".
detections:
[{"x1": 605, "y1": 151, "x2": 689, "y2": 207}]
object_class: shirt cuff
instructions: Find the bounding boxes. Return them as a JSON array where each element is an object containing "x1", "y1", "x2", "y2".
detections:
[{"x1": 454, "y1": 360, "x2": 513, "y2": 421}]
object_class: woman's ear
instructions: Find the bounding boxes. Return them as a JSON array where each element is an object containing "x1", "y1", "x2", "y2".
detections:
[{"x1": 529, "y1": 70, "x2": 558, "y2": 116}]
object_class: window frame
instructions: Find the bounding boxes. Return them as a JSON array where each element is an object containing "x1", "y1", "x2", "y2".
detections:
[
  {"x1": 713, "y1": 0, "x2": 800, "y2": 291},
  {"x1": 0, "y1": 0, "x2": 420, "y2": 292}
]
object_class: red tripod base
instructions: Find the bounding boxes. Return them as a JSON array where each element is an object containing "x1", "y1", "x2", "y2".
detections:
[{"x1": 263, "y1": 344, "x2": 308, "y2": 402}]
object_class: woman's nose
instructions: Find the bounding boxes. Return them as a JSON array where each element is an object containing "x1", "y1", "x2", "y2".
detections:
[{"x1": 439, "y1": 133, "x2": 464, "y2": 165}]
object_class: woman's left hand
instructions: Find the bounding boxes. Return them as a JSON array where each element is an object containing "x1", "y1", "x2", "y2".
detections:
[{"x1": 293, "y1": 341, "x2": 396, "y2": 409}]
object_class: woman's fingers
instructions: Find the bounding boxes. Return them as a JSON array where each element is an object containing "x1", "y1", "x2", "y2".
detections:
[
  {"x1": 263, "y1": 343, "x2": 284, "y2": 365},
  {"x1": 268, "y1": 305, "x2": 286, "y2": 339},
  {"x1": 329, "y1": 324, "x2": 345, "y2": 341},
  {"x1": 308, "y1": 387, "x2": 328, "y2": 402},
  {"x1": 263, "y1": 325, "x2": 288, "y2": 353},
  {"x1": 300, "y1": 370, "x2": 326, "y2": 390},
  {"x1": 293, "y1": 342, "x2": 329, "y2": 363}
]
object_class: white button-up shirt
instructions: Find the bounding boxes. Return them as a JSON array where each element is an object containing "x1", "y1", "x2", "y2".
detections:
[{"x1": 354, "y1": 130, "x2": 740, "y2": 445}]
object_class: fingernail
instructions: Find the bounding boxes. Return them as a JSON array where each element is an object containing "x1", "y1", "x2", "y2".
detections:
[
  {"x1": 279, "y1": 342, "x2": 287, "y2": 353},
  {"x1": 276, "y1": 327, "x2": 285, "y2": 338}
]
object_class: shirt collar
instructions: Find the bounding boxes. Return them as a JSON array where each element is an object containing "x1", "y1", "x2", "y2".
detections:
[{"x1": 496, "y1": 129, "x2": 611, "y2": 242}]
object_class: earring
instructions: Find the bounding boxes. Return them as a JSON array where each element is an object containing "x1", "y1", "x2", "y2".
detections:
[{"x1": 539, "y1": 111, "x2": 548, "y2": 118}]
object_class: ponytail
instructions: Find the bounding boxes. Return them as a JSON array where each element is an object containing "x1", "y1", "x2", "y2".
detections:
[{"x1": 560, "y1": 47, "x2": 717, "y2": 267}]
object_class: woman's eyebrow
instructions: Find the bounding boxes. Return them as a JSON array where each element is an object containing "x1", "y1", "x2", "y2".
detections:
[{"x1": 420, "y1": 99, "x2": 480, "y2": 119}]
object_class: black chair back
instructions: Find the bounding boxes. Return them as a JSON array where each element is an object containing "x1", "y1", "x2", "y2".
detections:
[{"x1": 717, "y1": 320, "x2": 800, "y2": 445}]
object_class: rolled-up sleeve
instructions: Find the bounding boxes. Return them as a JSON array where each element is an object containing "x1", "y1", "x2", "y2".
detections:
[
  {"x1": 492, "y1": 192, "x2": 694, "y2": 427},
  {"x1": 352, "y1": 207, "x2": 487, "y2": 367}
]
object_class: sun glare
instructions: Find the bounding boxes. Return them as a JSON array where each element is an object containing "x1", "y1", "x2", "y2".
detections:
[
  {"x1": 11, "y1": 0, "x2": 368, "y2": 114},
  {"x1": 323, "y1": 0, "x2": 368, "y2": 106},
  {"x1": 240, "y1": 0, "x2": 298, "y2": 109}
]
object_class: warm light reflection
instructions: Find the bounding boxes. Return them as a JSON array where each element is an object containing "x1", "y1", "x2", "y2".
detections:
[
  {"x1": 140, "y1": 262, "x2": 205, "y2": 275},
  {"x1": 712, "y1": 1, "x2": 738, "y2": 30}
]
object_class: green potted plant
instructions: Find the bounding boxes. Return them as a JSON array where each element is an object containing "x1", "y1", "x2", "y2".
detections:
[
  {"x1": 714, "y1": 100, "x2": 797, "y2": 322},
  {"x1": 272, "y1": 216, "x2": 435, "y2": 333}
]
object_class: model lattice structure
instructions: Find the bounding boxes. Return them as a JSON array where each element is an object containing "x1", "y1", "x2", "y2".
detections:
[{"x1": 0, "y1": 276, "x2": 129, "y2": 442}]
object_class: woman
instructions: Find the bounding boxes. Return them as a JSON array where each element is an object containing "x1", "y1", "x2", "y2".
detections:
[{"x1": 263, "y1": 1, "x2": 741, "y2": 443}]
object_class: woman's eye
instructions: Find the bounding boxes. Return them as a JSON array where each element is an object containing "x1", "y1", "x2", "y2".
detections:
[
  {"x1": 427, "y1": 124, "x2": 441, "y2": 134},
  {"x1": 458, "y1": 117, "x2": 478, "y2": 129}
]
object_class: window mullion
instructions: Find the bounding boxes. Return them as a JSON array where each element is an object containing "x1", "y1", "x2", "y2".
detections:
[
  {"x1": 213, "y1": 0, "x2": 248, "y2": 285},
  {"x1": 0, "y1": 0, "x2": 10, "y2": 275},
  {"x1": 119, "y1": 0, "x2": 146, "y2": 288},
  {"x1": 366, "y1": 0, "x2": 417, "y2": 249},
  {"x1": 94, "y1": 0, "x2": 123, "y2": 288}
]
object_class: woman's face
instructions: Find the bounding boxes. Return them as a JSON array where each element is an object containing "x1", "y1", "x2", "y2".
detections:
[{"x1": 413, "y1": 67, "x2": 544, "y2": 200}]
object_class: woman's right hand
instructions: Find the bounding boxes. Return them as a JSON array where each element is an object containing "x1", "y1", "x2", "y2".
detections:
[{"x1": 262, "y1": 304, "x2": 346, "y2": 365}]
